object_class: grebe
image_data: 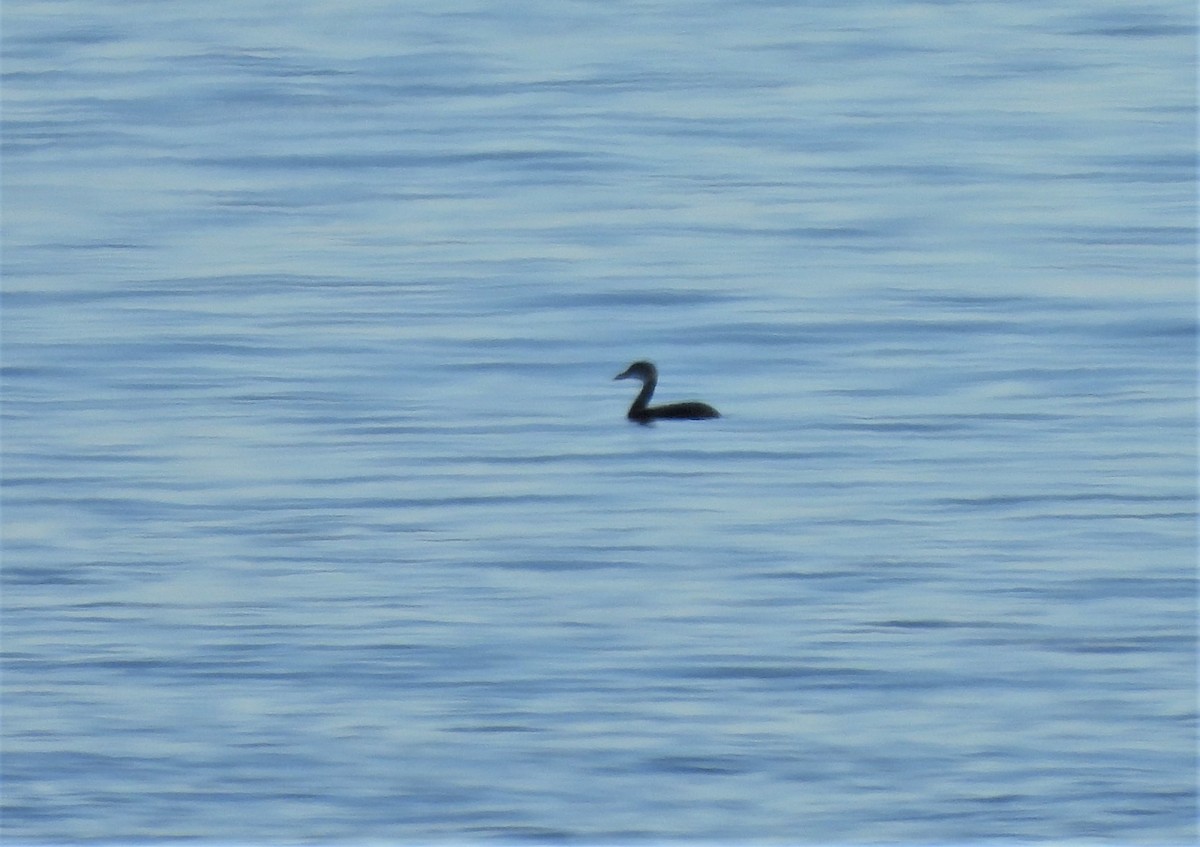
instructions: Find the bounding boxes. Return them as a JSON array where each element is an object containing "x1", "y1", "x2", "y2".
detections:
[{"x1": 614, "y1": 361, "x2": 720, "y2": 423}]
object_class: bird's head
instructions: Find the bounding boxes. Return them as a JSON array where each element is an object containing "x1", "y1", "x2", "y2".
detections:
[{"x1": 614, "y1": 361, "x2": 657, "y2": 382}]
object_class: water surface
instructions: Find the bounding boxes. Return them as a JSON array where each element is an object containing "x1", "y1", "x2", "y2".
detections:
[{"x1": 2, "y1": 0, "x2": 1196, "y2": 843}]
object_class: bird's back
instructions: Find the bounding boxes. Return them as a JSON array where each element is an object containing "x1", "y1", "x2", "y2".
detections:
[{"x1": 637, "y1": 401, "x2": 720, "y2": 421}]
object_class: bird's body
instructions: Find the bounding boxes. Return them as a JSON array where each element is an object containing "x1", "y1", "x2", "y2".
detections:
[{"x1": 614, "y1": 361, "x2": 720, "y2": 424}]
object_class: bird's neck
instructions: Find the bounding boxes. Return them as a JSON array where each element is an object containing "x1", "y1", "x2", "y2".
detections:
[{"x1": 627, "y1": 375, "x2": 657, "y2": 417}]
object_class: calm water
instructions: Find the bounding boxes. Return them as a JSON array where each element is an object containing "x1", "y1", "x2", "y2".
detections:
[{"x1": 2, "y1": 1, "x2": 1196, "y2": 843}]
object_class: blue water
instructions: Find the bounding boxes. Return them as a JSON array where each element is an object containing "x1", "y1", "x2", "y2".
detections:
[{"x1": 2, "y1": 1, "x2": 1196, "y2": 843}]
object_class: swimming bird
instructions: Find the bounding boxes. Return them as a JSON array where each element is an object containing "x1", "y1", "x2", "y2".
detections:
[{"x1": 614, "y1": 360, "x2": 720, "y2": 423}]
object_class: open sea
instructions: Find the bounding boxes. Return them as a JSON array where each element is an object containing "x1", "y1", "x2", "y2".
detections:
[{"x1": 2, "y1": 1, "x2": 1196, "y2": 843}]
